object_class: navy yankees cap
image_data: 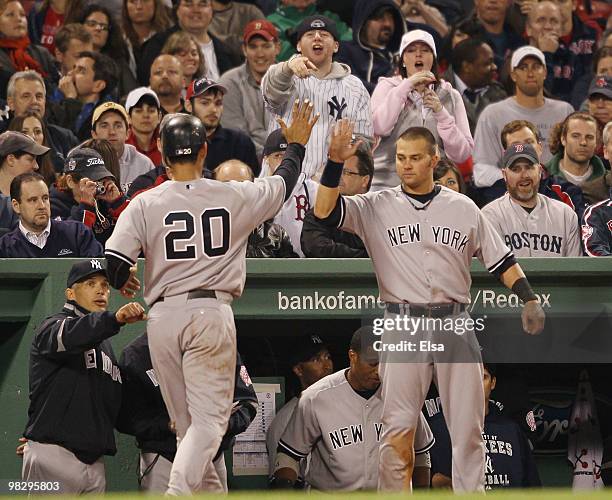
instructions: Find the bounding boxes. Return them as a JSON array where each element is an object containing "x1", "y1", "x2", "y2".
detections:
[
  {"x1": 588, "y1": 76, "x2": 612, "y2": 100},
  {"x1": 263, "y1": 129, "x2": 288, "y2": 157},
  {"x1": 67, "y1": 259, "x2": 107, "y2": 288},
  {"x1": 296, "y1": 15, "x2": 339, "y2": 42},
  {"x1": 289, "y1": 334, "x2": 328, "y2": 367},
  {"x1": 64, "y1": 147, "x2": 115, "y2": 181},
  {"x1": 501, "y1": 143, "x2": 539, "y2": 169}
]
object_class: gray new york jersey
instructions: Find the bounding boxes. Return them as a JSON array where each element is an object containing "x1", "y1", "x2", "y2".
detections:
[
  {"x1": 339, "y1": 186, "x2": 512, "y2": 303},
  {"x1": 105, "y1": 177, "x2": 285, "y2": 305},
  {"x1": 482, "y1": 193, "x2": 581, "y2": 257},
  {"x1": 278, "y1": 369, "x2": 434, "y2": 491}
]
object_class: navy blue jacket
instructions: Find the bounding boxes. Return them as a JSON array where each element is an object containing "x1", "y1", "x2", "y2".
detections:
[
  {"x1": 581, "y1": 190, "x2": 612, "y2": 257},
  {"x1": 429, "y1": 403, "x2": 541, "y2": 489},
  {"x1": 335, "y1": 0, "x2": 405, "y2": 94},
  {"x1": 24, "y1": 301, "x2": 124, "y2": 464},
  {"x1": 50, "y1": 186, "x2": 128, "y2": 247},
  {"x1": 0, "y1": 219, "x2": 103, "y2": 257},
  {"x1": 544, "y1": 13, "x2": 598, "y2": 107}
]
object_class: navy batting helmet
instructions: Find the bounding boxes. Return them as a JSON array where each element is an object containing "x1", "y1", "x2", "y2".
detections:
[{"x1": 160, "y1": 113, "x2": 206, "y2": 161}]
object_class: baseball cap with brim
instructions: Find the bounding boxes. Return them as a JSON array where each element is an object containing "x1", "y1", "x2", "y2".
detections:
[
  {"x1": 289, "y1": 335, "x2": 327, "y2": 367},
  {"x1": 125, "y1": 87, "x2": 161, "y2": 114},
  {"x1": 399, "y1": 29, "x2": 437, "y2": 58},
  {"x1": 263, "y1": 129, "x2": 288, "y2": 157},
  {"x1": 92, "y1": 102, "x2": 129, "y2": 129},
  {"x1": 64, "y1": 147, "x2": 115, "y2": 181},
  {"x1": 296, "y1": 15, "x2": 339, "y2": 42},
  {"x1": 502, "y1": 143, "x2": 539, "y2": 169},
  {"x1": 67, "y1": 259, "x2": 107, "y2": 288},
  {"x1": 0, "y1": 131, "x2": 49, "y2": 157},
  {"x1": 243, "y1": 19, "x2": 278, "y2": 43},
  {"x1": 588, "y1": 76, "x2": 612, "y2": 99},
  {"x1": 186, "y1": 77, "x2": 228, "y2": 101},
  {"x1": 511, "y1": 46, "x2": 546, "y2": 70}
]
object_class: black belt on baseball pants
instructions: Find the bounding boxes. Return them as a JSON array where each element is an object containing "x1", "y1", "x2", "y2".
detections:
[
  {"x1": 153, "y1": 289, "x2": 217, "y2": 306},
  {"x1": 386, "y1": 302, "x2": 466, "y2": 318}
]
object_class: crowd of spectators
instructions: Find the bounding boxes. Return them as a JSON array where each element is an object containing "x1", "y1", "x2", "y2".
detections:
[{"x1": 0, "y1": 0, "x2": 610, "y2": 257}]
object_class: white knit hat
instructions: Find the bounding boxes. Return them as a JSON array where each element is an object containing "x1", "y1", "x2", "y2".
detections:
[{"x1": 399, "y1": 29, "x2": 437, "y2": 58}]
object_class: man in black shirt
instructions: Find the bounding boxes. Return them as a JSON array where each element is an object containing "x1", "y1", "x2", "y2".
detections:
[
  {"x1": 185, "y1": 77, "x2": 260, "y2": 176},
  {"x1": 22, "y1": 260, "x2": 146, "y2": 493}
]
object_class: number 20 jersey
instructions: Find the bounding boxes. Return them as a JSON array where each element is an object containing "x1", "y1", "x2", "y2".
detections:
[{"x1": 105, "y1": 176, "x2": 286, "y2": 306}]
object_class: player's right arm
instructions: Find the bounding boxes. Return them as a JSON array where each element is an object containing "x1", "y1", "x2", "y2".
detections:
[
  {"x1": 104, "y1": 197, "x2": 146, "y2": 293},
  {"x1": 35, "y1": 304, "x2": 144, "y2": 358}
]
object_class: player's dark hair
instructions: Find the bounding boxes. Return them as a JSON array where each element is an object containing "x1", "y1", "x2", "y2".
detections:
[
  {"x1": 77, "y1": 51, "x2": 118, "y2": 97},
  {"x1": 10, "y1": 172, "x2": 46, "y2": 202},
  {"x1": 349, "y1": 326, "x2": 377, "y2": 355},
  {"x1": 354, "y1": 142, "x2": 374, "y2": 191},
  {"x1": 434, "y1": 158, "x2": 466, "y2": 194},
  {"x1": 451, "y1": 37, "x2": 488, "y2": 74},
  {"x1": 398, "y1": 127, "x2": 437, "y2": 155},
  {"x1": 549, "y1": 112, "x2": 599, "y2": 155},
  {"x1": 500, "y1": 120, "x2": 540, "y2": 149}
]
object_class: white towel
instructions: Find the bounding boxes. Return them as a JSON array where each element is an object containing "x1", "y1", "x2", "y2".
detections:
[{"x1": 567, "y1": 369, "x2": 604, "y2": 490}]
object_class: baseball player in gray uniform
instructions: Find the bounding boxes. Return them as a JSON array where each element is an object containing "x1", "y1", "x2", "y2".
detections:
[
  {"x1": 313, "y1": 122, "x2": 545, "y2": 493},
  {"x1": 482, "y1": 143, "x2": 582, "y2": 257},
  {"x1": 104, "y1": 103, "x2": 319, "y2": 494},
  {"x1": 262, "y1": 15, "x2": 373, "y2": 180},
  {"x1": 271, "y1": 326, "x2": 434, "y2": 491}
]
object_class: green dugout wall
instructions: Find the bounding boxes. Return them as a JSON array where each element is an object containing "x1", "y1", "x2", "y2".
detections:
[{"x1": 0, "y1": 258, "x2": 611, "y2": 490}]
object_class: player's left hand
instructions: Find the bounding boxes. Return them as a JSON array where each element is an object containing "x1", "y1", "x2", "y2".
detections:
[
  {"x1": 16, "y1": 437, "x2": 27, "y2": 456},
  {"x1": 423, "y1": 88, "x2": 443, "y2": 113},
  {"x1": 521, "y1": 300, "x2": 545, "y2": 335},
  {"x1": 328, "y1": 119, "x2": 362, "y2": 163},
  {"x1": 120, "y1": 265, "x2": 141, "y2": 298}
]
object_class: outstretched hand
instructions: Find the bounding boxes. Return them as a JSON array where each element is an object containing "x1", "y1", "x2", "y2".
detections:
[
  {"x1": 328, "y1": 119, "x2": 361, "y2": 163},
  {"x1": 277, "y1": 99, "x2": 320, "y2": 146},
  {"x1": 116, "y1": 302, "x2": 147, "y2": 324},
  {"x1": 521, "y1": 300, "x2": 545, "y2": 335}
]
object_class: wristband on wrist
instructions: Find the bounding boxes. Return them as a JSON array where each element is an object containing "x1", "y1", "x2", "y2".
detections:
[
  {"x1": 512, "y1": 277, "x2": 537, "y2": 303},
  {"x1": 320, "y1": 159, "x2": 343, "y2": 188}
]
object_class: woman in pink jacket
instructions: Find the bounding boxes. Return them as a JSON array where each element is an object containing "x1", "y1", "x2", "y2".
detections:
[{"x1": 370, "y1": 29, "x2": 473, "y2": 191}]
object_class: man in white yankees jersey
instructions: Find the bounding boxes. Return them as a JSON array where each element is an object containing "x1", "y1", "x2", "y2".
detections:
[
  {"x1": 262, "y1": 14, "x2": 373, "y2": 180},
  {"x1": 314, "y1": 123, "x2": 545, "y2": 493},
  {"x1": 482, "y1": 143, "x2": 581, "y2": 257},
  {"x1": 271, "y1": 326, "x2": 434, "y2": 490}
]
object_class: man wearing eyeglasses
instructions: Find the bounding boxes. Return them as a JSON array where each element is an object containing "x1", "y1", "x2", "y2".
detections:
[
  {"x1": 137, "y1": 0, "x2": 240, "y2": 86},
  {"x1": 301, "y1": 142, "x2": 373, "y2": 258}
]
